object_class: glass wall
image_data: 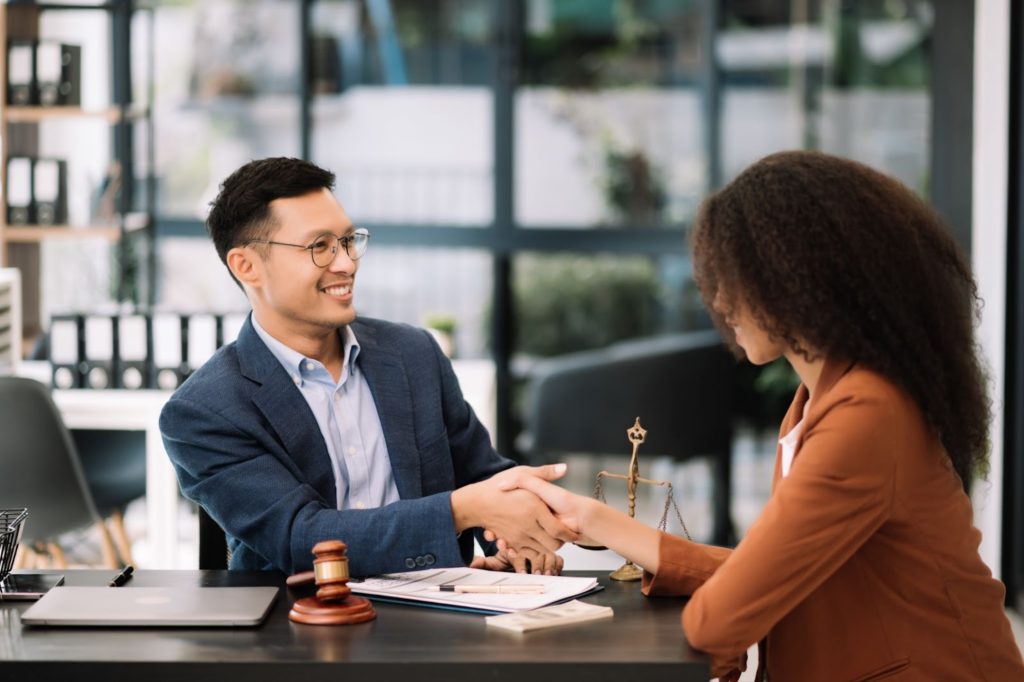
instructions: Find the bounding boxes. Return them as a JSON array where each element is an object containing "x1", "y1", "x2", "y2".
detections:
[
  {"x1": 719, "y1": 0, "x2": 932, "y2": 193},
  {"x1": 152, "y1": 0, "x2": 301, "y2": 218},
  {"x1": 310, "y1": 0, "x2": 495, "y2": 227},
  {"x1": 517, "y1": 1, "x2": 707, "y2": 228},
  {"x1": 148, "y1": 0, "x2": 942, "y2": 457}
]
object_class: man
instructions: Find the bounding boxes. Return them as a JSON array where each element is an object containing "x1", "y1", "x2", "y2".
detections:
[{"x1": 160, "y1": 157, "x2": 572, "y2": 577}]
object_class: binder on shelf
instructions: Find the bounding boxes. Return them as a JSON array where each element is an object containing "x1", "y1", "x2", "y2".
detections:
[
  {"x1": 83, "y1": 314, "x2": 115, "y2": 389},
  {"x1": 219, "y1": 312, "x2": 249, "y2": 347},
  {"x1": 32, "y1": 158, "x2": 68, "y2": 225},
  {"x1": 116, "y1": 313, "x2": 150, "y2": 390},
  {"x1": 35, "y1": 41, "x2": 80, "y2": 107},
  {"x1": 6, "y1": 157, "x2": 33, "y2": 225},
  {"x1": 7, "y1": 40, "x2": 35, "y2": 105},
  {"x1": 186, "y1": 313, "x2": 218, "y2": 375},
  {"x1": 49, "y1": 314, "x2": 84, "y2": 389},
  {"x1": 152, "y1": 313, "x2": 186, "y2": 390},
  {"x1": 0, "y1": 269, "x2": 20, "y2": 376}
]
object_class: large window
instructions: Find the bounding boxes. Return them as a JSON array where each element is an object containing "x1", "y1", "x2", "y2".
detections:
[{"x1": 150, "y1": 0, "x2": 957, "y2": 458}]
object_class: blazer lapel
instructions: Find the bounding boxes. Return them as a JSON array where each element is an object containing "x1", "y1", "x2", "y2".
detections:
[
  {"x1": 771, "y1": 357, "x2": 857, "y2": 488},
  {"x1": 236, "y1": 316, "x2": 337, "y2": 502},
  {"x1": 351, "y1": 321, "x2": 422, "y2": 499}
]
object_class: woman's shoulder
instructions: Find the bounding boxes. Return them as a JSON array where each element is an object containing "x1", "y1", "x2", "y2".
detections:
[{"x1": 812, "y1": 361, "x2": 926, "y2": 437}]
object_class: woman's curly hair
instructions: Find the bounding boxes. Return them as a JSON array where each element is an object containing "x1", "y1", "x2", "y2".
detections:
[{"x1": 691, "y1": 150, "x2": 990, "y2": 485}]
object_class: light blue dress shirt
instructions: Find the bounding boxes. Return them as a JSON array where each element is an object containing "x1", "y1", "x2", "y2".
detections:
[{"x1": 251, "y1": 317, "x2": 400, "y2": 511}]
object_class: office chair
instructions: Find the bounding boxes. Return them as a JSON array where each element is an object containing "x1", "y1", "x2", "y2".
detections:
[
  {"x1": 198, "y1": 505, "x2": 229, "y2": 570},
  {"x1": 0, "y1": 376, "x2": 121, "y2": 568},
  {"x1": 521, "y1": 330, "x2": 738, "y2": 546},
  {"x1": 71, "y1": 430, "x2": 146, "y2": 567}
]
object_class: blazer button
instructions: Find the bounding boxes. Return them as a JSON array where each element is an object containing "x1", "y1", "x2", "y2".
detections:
[
  {"x1": 405, "y1": 557, "x2": 416, "y2": 569},
  {"x1": 424, "y1": 554, "x2": 435, "y2": 565},
  {"x1": 415, "y1": 556, "x2": 426, "y2": 567}
]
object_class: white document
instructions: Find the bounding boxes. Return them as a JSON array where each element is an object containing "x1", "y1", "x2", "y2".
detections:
[
  {"x1": 486, "y1": 599, "x2": 613, "y2": 632},
  {"x1": 350, "y1": 567, "x2": 600, "y2": 613}
]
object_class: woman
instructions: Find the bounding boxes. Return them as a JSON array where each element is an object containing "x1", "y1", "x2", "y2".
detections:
[{"x1": 503, "y1": 151, "x2": 1024, "y2": 680}]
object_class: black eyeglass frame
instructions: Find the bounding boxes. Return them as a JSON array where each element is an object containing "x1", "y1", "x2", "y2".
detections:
[{"x1": 247, "y1": 227, "x2": 370, "y2": 267}]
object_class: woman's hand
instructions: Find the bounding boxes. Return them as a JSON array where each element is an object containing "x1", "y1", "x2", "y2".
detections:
[
  {"x1": 500, "y1": 473, "x2": 593, "y2": 533},
  {"x1": 492, "y1": 465, "x2": 663, "y2": 574}
]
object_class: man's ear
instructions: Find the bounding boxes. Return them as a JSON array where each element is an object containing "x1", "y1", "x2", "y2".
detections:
[{"x1": 227, "y1": 246, "x2": 261, "y2": 289}]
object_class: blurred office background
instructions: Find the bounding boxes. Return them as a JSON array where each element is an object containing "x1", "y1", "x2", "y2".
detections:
[{"x1": 6, "y1": 0, "x2": 1024, "y2": 629}]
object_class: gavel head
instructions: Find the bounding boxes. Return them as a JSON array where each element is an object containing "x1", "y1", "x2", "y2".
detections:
[{"x1": 311, "y1": 539, "x2": 351, "y2": 603}]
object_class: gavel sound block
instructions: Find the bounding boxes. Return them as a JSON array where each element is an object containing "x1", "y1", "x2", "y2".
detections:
[{"x1": 286, "y1": 540, "x2": 376, "y2": 625}]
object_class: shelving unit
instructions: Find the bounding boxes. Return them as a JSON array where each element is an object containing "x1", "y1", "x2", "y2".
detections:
[{"x1": 0, "y1": 0, "x2": 154, "y2": 347}]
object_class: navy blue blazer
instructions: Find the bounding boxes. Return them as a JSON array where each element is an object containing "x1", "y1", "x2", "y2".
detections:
[{"x1": 159, "y1": 315, "x2": 513, "y2": 576}]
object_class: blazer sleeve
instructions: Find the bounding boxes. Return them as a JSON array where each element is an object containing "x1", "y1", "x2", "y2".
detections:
[
  {"x1": 678, "y1": 388, "x2": 898, "y2": 662},
  {"x1": 641, "y1": 535, "x2": 733, "y2": 596},
  {"x1": 161, "y1": 394, "x2": 476, "y2": 578},
  {"x1": 423, "y1": 327, "x2": 515, "y2": 558}
]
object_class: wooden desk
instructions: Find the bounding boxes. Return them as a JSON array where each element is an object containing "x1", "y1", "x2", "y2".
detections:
[{"x1": 0, "y1": 570, "x2": 709, "y2": 681}]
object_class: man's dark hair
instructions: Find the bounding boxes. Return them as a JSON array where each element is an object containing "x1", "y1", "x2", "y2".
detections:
[{"x1": 206, "y1": 157, "x2": 336, "y2": 273}]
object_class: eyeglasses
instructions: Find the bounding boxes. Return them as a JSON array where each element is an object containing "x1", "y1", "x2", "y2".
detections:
[{"x1": 248, "y1": 228, "x2": 370, "y2": 267}]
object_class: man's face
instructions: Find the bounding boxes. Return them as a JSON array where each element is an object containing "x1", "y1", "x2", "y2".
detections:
[{"x1": 249, "y1": 188, "x2": 361, "y2": 336}]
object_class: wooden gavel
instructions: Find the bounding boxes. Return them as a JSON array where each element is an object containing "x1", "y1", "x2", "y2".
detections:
[{"x1": 286, "y1": 540, "x2": 376, "y2": 625}]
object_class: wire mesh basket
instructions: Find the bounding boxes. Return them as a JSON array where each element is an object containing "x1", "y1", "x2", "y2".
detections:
[{"x1": 0, "y1": 509, "x2": 28, "y2": 583}]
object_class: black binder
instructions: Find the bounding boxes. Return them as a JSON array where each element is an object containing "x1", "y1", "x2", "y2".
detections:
[
  {"x1": 6, "y1": 157, "x2": 33, "y2": 225},
  {"x1": 35, "y1": 41, "x2": 81, "y2": 107},
  {"x1": 152, "y1": 312, "x2": 187, "y2": 390},
  {"x1": 7, "y1": 40, "x2": 35, "y2": 105},
  {"x1": 116, "y1": 313, "x2": 151, "y2": 389},
  {"x1": 186, "y1": 313, "x2": 218, "y2": 377},
  {"x1": 83, "y1": 314, "x2": 115, "y2": 389},
  {"x1": 49, "y1": 314, "x2": 84, "y2": 389},
  {"x1": 32, "y1": 158, "x2": 68, "y2": 225}
]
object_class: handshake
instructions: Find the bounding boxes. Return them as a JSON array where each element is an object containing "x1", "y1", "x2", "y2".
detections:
[{"x1": 450, "y1": 463, "x2": 599, "y2": 575}]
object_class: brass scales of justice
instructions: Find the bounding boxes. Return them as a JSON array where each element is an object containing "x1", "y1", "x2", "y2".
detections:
[{"x1": 576, "y1": 417, "x2": 693, "y2": 581}]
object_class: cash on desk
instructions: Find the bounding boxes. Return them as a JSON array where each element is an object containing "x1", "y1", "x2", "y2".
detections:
[{"x1": 485, "y1": 600, "x2": 613, "y2": 633}]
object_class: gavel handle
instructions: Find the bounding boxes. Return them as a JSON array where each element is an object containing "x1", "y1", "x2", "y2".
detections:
[{"x1": 286, "y1": 570, "x2": 316, "y2": 587}]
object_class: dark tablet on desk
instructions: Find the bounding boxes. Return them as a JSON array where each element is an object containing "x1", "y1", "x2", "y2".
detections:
[
  {"x1": 0, "y1": 573, "x2": 65, "y2": 600},
  {"x1": 20, "y1": 586, "x2": 279, "y2": 627}
]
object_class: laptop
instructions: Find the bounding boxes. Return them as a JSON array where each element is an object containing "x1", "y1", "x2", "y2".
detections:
[{"x1": 20, "y1": 586, "x2": 279, "y2": 627}]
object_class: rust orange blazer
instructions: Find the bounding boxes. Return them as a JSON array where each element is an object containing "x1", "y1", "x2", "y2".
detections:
[{"x1": 643, "y1": 359, "x2": 1024, "y2": 681}]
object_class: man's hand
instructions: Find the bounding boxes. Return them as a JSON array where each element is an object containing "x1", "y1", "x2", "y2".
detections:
[
  {"x1": 451, "y1": 464, "x2": 577, "y2": 572},
  {"x1": 470, "y1": 546, "x2": 564, "y2": 575}
]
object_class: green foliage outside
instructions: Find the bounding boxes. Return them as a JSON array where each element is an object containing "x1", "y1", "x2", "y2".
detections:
[{"x1": 513, "y1": 255, "x2": 661, "y2": 358}]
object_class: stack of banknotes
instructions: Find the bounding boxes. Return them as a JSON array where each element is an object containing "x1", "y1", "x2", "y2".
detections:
[{"x1": 485, "y1": 600, "x2": 613, "y2": 632}]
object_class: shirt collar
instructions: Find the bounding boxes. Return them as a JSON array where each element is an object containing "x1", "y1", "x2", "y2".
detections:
[{"x1": 251, "y1": 315, "x2": 360, "y2": 384}]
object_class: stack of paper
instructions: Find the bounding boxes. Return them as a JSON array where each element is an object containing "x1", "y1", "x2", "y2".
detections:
[
  {"x1": 485, "y1": 600, "x2": 613, "y2": 632},
  {"x1": 350, "y1": 567, "x2": 601, "y2": 614}
]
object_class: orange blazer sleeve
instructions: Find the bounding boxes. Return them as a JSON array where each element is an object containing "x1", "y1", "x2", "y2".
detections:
[
  {"x1": 673, "y1": 387, "x2": 899, "y2": 662},
  {"x1": 641, "y1": 535, "x2": 732, "y2": 596}
]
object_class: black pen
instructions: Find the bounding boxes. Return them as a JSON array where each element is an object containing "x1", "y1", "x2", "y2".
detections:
[{"x1": 108, "y1": 565, "x2": 134, "y2": 587}]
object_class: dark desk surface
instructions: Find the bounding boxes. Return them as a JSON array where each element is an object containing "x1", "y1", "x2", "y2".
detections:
[{"x1": 0, "y1": 569, "x2": 709, "y2": 682}]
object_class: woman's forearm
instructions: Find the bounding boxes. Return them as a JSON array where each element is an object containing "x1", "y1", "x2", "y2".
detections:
[{"x1": 582, "y1": 499, "x2": 662, "y2": 573}]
